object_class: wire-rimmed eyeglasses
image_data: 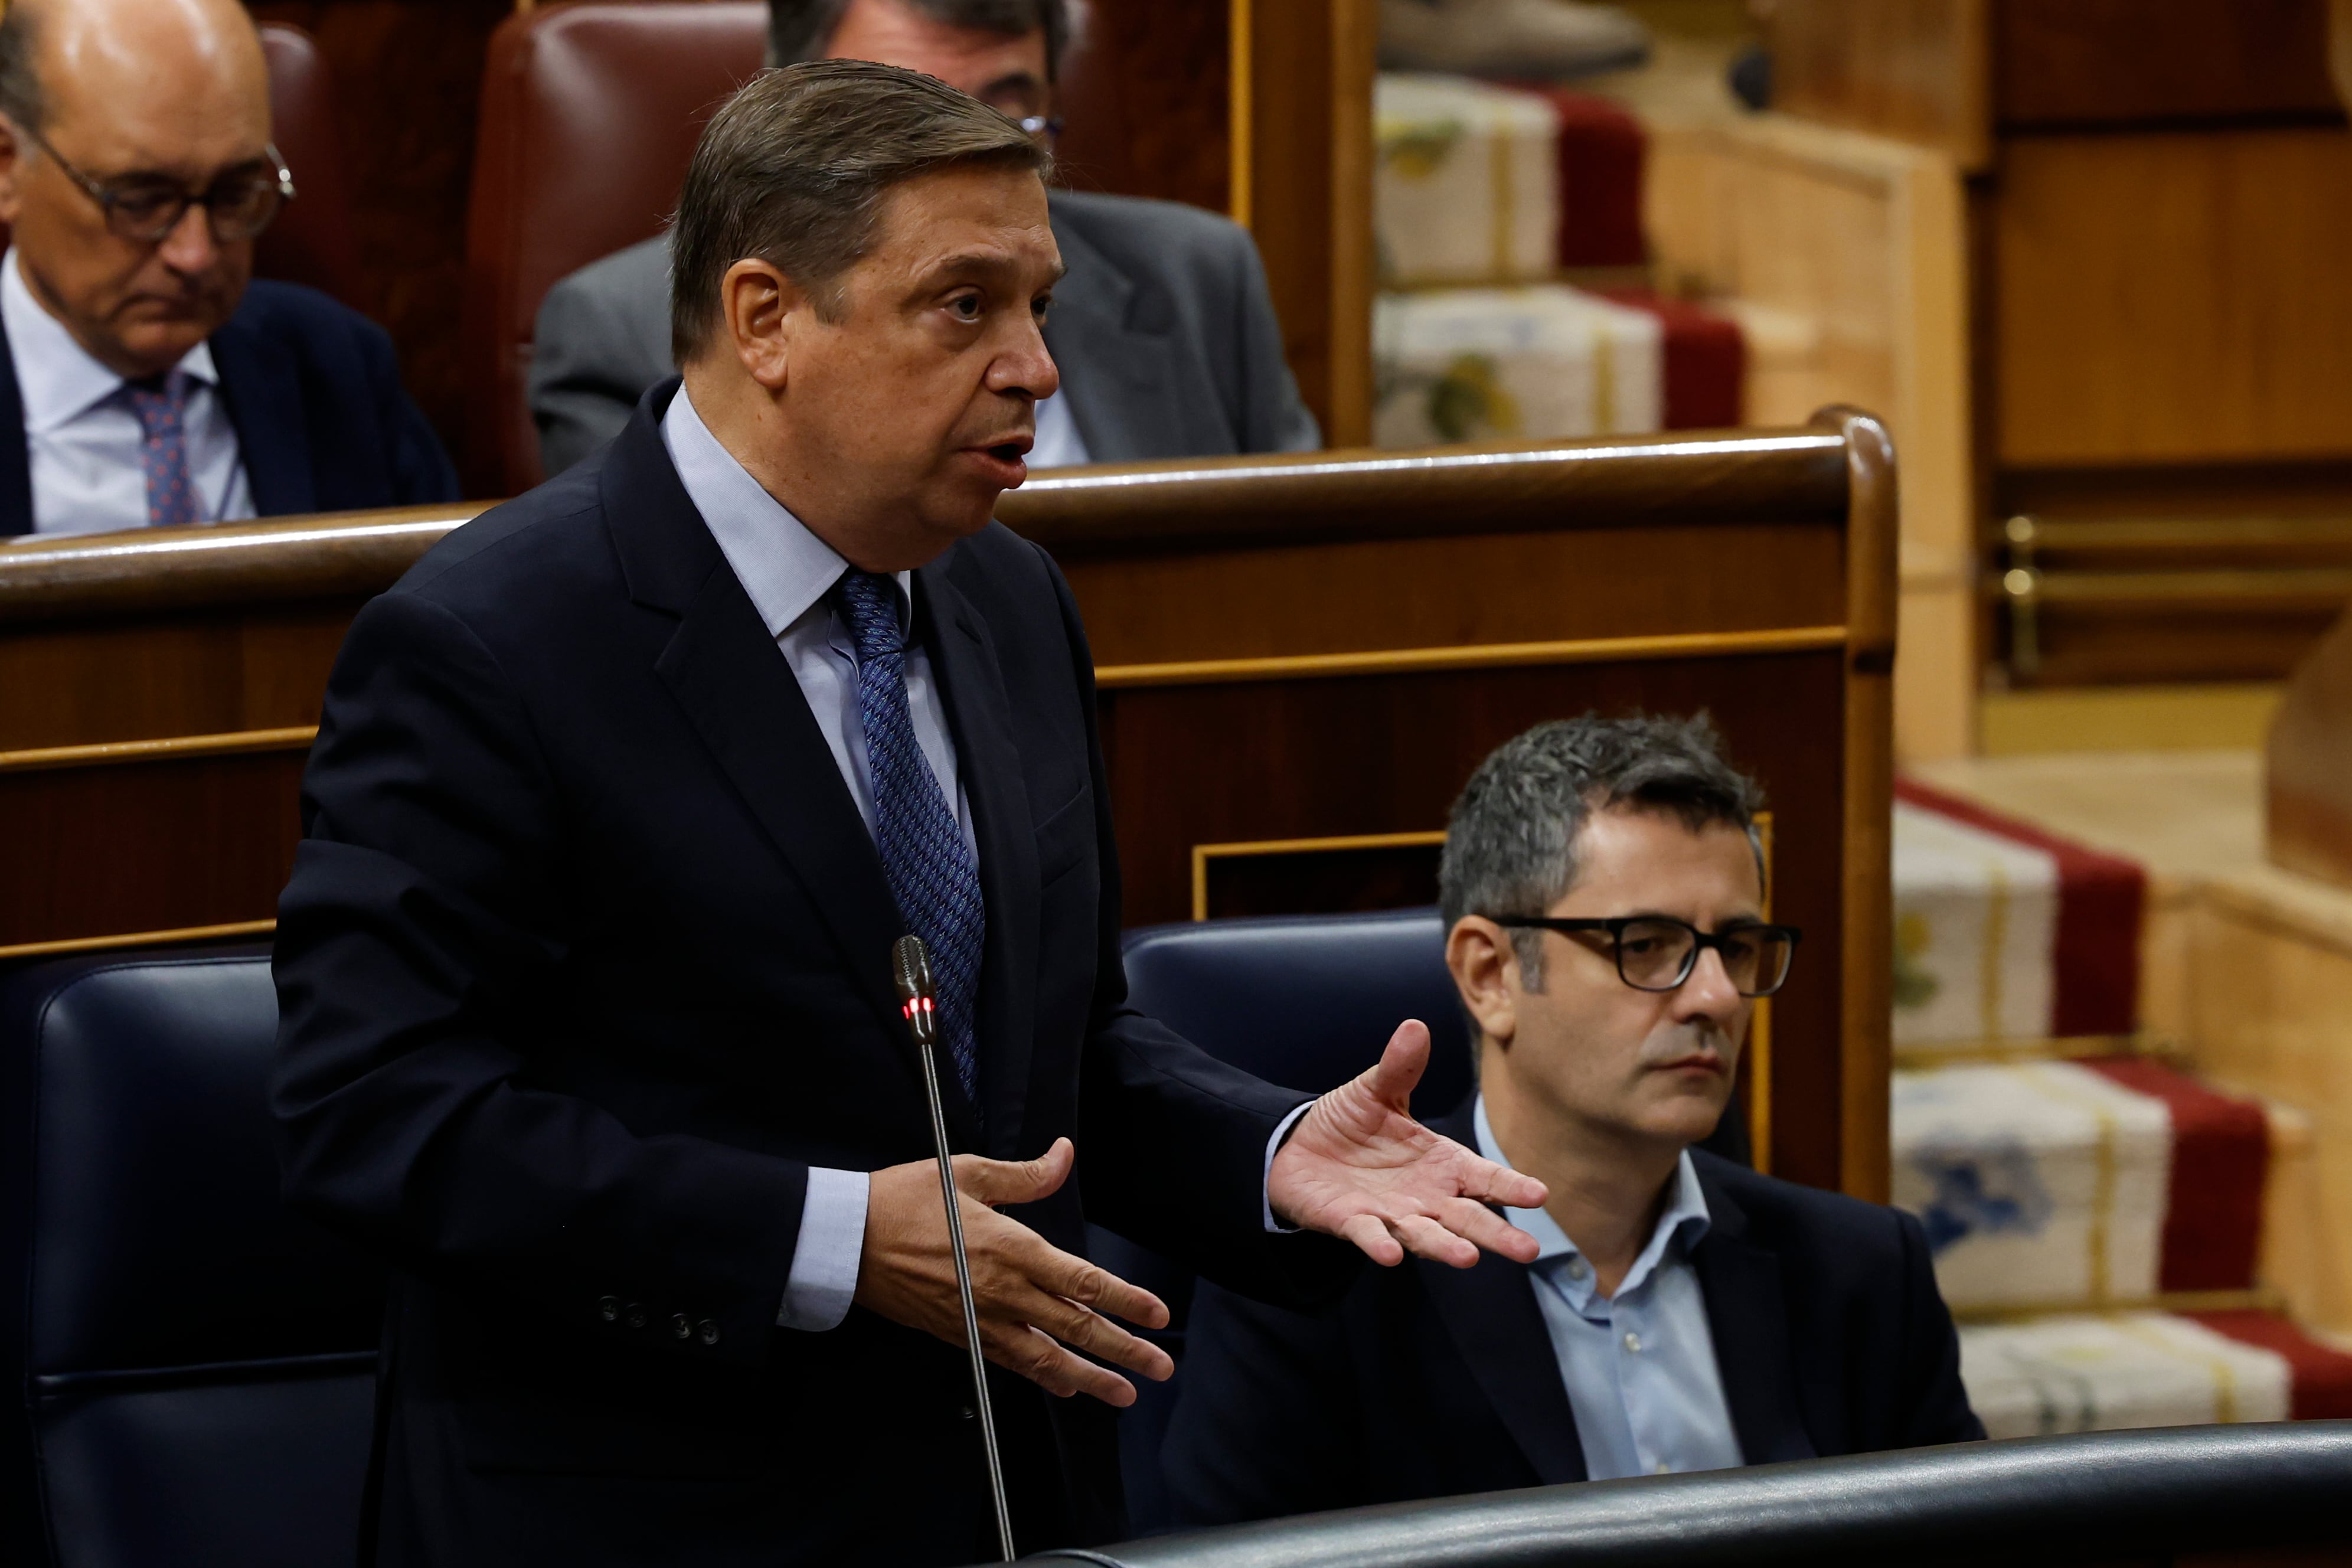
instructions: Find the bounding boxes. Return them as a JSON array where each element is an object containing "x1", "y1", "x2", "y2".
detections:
[
  {"x1": 18, "y1": 121, "x2": 295, "y2": 245},
  {"x1": 1492, "y1": 915, "x2": 1802, "y2": 998}
]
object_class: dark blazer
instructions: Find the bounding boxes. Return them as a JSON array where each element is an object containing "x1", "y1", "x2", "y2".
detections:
[
  {"x1": 0, "y1": 278, "x2": 457, "y2": 536},
  {"x1": 1164, "y1": 1105, "x2": 1984, "y2": 1527},
  {"x1": 270, "y1": 381, "x2": 1340, "y2": 1568},
  {"x1": 528, "y1": 190, "x2": 1320, "y2": 478}
]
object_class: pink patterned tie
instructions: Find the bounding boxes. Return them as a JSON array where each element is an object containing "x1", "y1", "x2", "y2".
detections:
[{"x1": 125, "y1": 371, "x2": 198, "y2": 529}]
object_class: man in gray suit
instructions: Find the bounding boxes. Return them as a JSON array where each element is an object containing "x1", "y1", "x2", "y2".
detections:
[{"x1": 530, "y1": 0, "x2": 1319, "y2": 478}]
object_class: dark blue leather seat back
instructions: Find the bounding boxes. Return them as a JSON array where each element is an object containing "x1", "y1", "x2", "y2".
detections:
[
  {"x1": 0, "y1": 948, "x2": 383, "y2": 1567},
  {"x1": 1103, "y1": 909, "x2": 1469, "y2": 1534}
]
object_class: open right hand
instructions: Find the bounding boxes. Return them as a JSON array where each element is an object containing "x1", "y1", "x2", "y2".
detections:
[{"x1": 852, "y1": 1136, "x2": 1173, "y2": 1407}]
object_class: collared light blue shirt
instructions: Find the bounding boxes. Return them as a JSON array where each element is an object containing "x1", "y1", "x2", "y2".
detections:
[
  {"x1": 1475, "y1": 1096, "x2": 1743, "y2": 1480},
  {"x1": 2, "y1": 247, "x2": 254, "y2": 536},
  {"x1": 662, "y1": 387, "x2": 1289, "y2": 1334}
]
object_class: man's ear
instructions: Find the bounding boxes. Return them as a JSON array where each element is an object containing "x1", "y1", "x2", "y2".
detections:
[
  {"x1": 717, "y1": 257, "x2": 807, "y2": 392},
  {"x1": 1445, "y1": 916, "x2": 1520, "y2": 1050}
]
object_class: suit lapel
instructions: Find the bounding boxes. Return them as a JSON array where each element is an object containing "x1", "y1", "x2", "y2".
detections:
[
  {"x1": 1043, "y1": 204, "x2": 1190, "y2": 464},
  {"x1": 1691, "y1": 1168, "x2": 1818, "y2": 1465},
  {"x1": 916, "y1": 563, "x2": 1039, "y2": 1157},
  {"x1": 210, "y1": 311, "x2": 315, "y2": 515},
  {"x1": 0, "y1": 311, "x2": 31, "y2": 536},
  {"x1": 1414, "y1": 1106, "x2": 1588, "y2": 1486},
  {"x1": 602, "y1": 386, "x2": 978, "y2": 1144}
]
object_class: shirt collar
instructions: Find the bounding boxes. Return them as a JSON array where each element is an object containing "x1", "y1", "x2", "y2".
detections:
[
  {"x1": 659, "y1": 383, "x2": 911, "y2": 641},
  {"x1": 1473, "y1": 1093, "x2": 1711, "y2": 1314},
  {"x1": 2, "y1": 247, "x2": 222, "y2": 435}
]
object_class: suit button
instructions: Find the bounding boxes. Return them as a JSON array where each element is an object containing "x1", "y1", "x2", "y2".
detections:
[
  {"x1": 669, "y1": 1314, "x2": 693, "y2": 1340},
  {"x1": 624, "y1": 1302, "x2": 648, "y2": 1329},
  {"x1": 597, "y1": 1296, "x2": 620, "y2": 1323},
  {"x1": 698, "y1": 1319, "x2": 721, "y2": 1346},
  {"x1": 959, "y1": 1406, "x2": 976, "y2": 1422}
]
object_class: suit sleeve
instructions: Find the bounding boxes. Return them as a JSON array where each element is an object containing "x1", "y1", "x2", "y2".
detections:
[
  {"x1": 531, "y1": 274, "x2": 656, "y2": 478},
  {"x1": 271, "y1": 589, "x2": 805, "y2": 1369},
  {"x1": 1892, "y1": 1208, "x2": 1987, "y2": 1444},
  {"x1": 1163, "y1": 1282, "x2": 1366, "y2": 1525},
  {"x1": 1039, "y1": 547, "x2": 1355, "y2": 1308},
  {"x1": 1221, "y1": 221, "x2": 1321, "y2": 455}
]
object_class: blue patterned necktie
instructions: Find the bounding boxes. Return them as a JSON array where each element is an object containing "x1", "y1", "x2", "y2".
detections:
[
  {"x1": 830, "y1": 569, "x2": 986, "y2": 1105},
  {"x1": 125, "y1": 371, "x2": 199, "y2": 529}
]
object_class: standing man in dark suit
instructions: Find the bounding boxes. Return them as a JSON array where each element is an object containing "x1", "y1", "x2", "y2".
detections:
[
  {"x1": 273, "y1": 61, "x2": 1543, "y2": 1568},
  {"x1": 0, "y1": 0, "x2": 456, "y2": 539},
  {"x1": 1167, "y1": 716, "x2": 1983, "y2": 1524},
  {"x1": 529, "y1": 0, "x2": 1317, "y2": 480}
]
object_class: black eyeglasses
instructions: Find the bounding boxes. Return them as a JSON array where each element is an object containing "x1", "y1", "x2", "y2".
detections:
[
  {"x1": 1492, "y1": 915, "x2": 1802, "y2": 998},
  {"x1": 20, "y1": 122, "x2": 295, "y2": 245}
]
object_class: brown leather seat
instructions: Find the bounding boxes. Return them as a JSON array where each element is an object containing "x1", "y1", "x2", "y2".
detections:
[
  {"x1": 0, "y1": 22, "x2": 364, "y2": 312},
  {"x1": 462, "y1": 1, "x2": 768, "y2": 497},
  {"x1": 255, "y1": 22, "x2": 367, "y2": 312}
]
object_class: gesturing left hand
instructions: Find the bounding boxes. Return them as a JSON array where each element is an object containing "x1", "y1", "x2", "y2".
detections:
[{"x1": 1268, "y1": 1020, "x2": 1549, "y2": 1268}]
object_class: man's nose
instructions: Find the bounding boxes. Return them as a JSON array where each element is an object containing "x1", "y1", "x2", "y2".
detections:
[
  {"x1": 155, "y1": 201, "x2": 220, "y2": 275},
  {"x1": 989, "y1": 316, "x2": 1060, "y2": 403},
  {"x1": 1673, "y1": 945, "x2": 1743, "y2": 1019}
]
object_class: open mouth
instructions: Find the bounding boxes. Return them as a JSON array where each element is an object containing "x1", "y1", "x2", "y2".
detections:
[{"x1": 986, "y1": 442, "x2": 1026, "y2": 463}]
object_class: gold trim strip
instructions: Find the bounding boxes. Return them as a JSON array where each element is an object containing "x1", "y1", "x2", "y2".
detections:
[
  {"x1": 1894, "y1": 1033, "x2": 2178, "y2": 1067},
  {"x1": 1951, "y1": 1286, "x2": 2284, "y2": 1325},
  {"x1": 0, "y1": 725, "x2": 318, "y2": 775},
  {"x1": 1750, "y1": 811, "x2": 1775, "y2": 1175},
  {"x1": 1192, "y1": 831, "x2": 1448, "y2": 922},
  {"x1": 1228, "y1": 0, "x2": 1253, "y2": 228},
  {"x1": 0, "y1": 918, "x2": 277, "y2": 962},
  {"x1": 1098, "y1": 626, "x2": 1848, "y2": 690}
]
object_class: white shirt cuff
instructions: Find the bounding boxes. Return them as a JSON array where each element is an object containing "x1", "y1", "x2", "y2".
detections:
[
  {"x1": 1262, "y1": 1100, "x2": 1316, "y2": 1233},
  {"x1": 776, "y1": 1166, "x2": 870, "y2": 1331}
]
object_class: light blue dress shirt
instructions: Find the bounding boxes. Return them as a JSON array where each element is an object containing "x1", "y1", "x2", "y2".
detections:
[
  {"x1": 1474, "y1": 1096, "x2": 1744, "y2": 1479},
  {"x1": 662, "y1": 387, "x2": 1289, "y2": 1334},
  {"x1": 2, "y1": 247, "x2": 254, "y2": 536}
]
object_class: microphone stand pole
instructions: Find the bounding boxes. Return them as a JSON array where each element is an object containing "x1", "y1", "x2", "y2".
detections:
[{"x1": 893, "y1": 935, "x2": 1017, "y2": 1563}]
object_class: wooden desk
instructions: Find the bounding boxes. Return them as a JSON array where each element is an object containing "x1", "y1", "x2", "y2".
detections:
[{"x1": 0, "y1": 413, "x2": 1895, "y2": 1197}]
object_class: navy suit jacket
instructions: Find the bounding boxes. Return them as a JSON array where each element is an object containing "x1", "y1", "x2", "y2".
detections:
[
  {"x1": 1165, "y1": 1105, "x2": 1983, "y2": 1527},
  {"x1": 270, "y1": 381, "x2": 1344, "y2": 1568},
  {"x1": 0, "y1": 278, "x2": 456, "y2": 535}
]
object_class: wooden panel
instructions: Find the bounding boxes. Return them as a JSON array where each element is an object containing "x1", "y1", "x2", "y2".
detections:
[
  {"x1": 1766, "y1": 0, "x2": 1991, "y2": 169},
  {"x1": 0, "y1": 606, "x2": 357, "y2": 750},
  {"x1": 1196, "y1": 835, "x2": 1443, "y2": 922},
  {"x1": 1053, "y1": 0, "x2": 1227, "y2": 212},
  {"x1": 1995, "y1": 129, "x2": 2352, "y2": 466},
  {"x1": 1645, "y1": 115, "x2": 1973, "y2": 763},
  {"x1": 1061, "y1": 525, "x2": 1844, "y2": 667},
  {"x1": 1994, "y1": 0, "x2": 2345, "y2": 129},
  {"x1": 1235, "y1": 0, "x2": 1376, "y2": 445},
  {"x1": 1100, "y1": 649, "x2": 1850, "y2": 1194},
  {"x1": 0, "y1": 744, "x2": 309, "y2": 948}
]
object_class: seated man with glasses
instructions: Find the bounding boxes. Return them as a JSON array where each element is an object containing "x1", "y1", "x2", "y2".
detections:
[
  {"x1": 1165, "y1": 714, "x2": 1981, "y2": 1524},
  {"x1": 0, "y1": 0, "x2": 456, "y2": 538},
  {"x1": 529, "y1": 0, "x2": 1317, "y2": 479}
]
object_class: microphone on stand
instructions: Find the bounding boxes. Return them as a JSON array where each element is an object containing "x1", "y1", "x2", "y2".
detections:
[{"x1": 893, "y1": 935, "x2": 1017, "y2": 1564}]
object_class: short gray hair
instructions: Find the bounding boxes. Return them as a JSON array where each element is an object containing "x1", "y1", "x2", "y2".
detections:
[
  {"x1": 669, "y1": 58, "x2": 1049, "y2": 363},
  {"x1": 1438, "y1": 714, "x2": 1766, "y2": 988},
  {"x1": 0, "y1": 1, "x2": 46, "y2": 138},
  {"x1": 769, "y1": 0, "x2": 1072, "y2": 80}
]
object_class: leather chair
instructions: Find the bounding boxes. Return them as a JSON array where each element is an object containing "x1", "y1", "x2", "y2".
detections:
[
  {"x1": 1103, "y1": 907, "x2": 1751, "y2": 1534},
  {"x1": 0, "y1": 24, "x2": 364, "y2": 312},
  {"x1": 1104, "y1": 908, "x2": 1476, "y2": 1534},
  {"x1": 462, "y1": 1, "x2": 768, "y2": 498},
  {"x1": 0, "y1": 946, "x2": 383, "y2": 1568},
  {"x1": 254, "y1": 22, "x2": 368, "y2": 312}
]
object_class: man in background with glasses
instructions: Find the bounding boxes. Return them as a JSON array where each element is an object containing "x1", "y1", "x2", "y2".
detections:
[
  {"x1": 529, "y1": 0, "x2": 1318, "y2": 480},
  {"x1": 0, "y1": 0, "x2": 455, "y2": 538},
  {"x1": 1167, "y1": 714, "x2": 1980, "y2": 1524}
]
